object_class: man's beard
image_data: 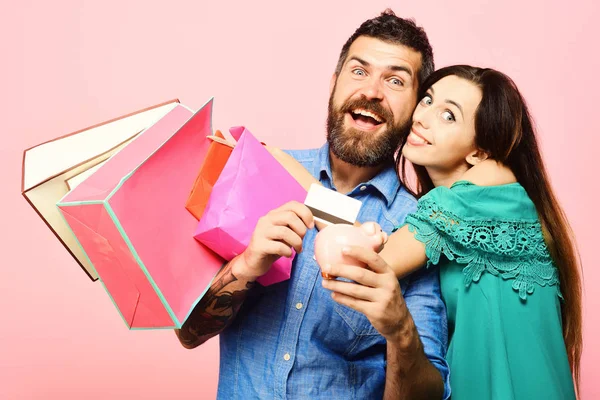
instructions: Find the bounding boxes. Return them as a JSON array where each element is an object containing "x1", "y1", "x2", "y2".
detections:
[{"x1": 326, "y1": 93, "x2": 411, "y2": 168}]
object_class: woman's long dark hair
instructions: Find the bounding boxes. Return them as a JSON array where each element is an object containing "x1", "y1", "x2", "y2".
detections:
[{"x1": 397, "y1": 65, "x2": 583, "y2": 393}]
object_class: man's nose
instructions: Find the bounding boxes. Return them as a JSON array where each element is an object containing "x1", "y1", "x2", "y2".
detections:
[{"x1": 360, "y1": 77, "x2": 384, "y2": 101}]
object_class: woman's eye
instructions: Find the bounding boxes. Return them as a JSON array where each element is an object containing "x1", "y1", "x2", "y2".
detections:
[
  {"x1": 420, "y1": 95, "x2": 432, "y2": 106},
  {"x1": 442, "y1": 110, "x2": 455, "y2": 122}
]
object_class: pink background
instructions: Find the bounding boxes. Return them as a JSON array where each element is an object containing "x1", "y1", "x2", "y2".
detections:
[{"x1": 2, "y1": 0, "x2": 598, "y2": 398}]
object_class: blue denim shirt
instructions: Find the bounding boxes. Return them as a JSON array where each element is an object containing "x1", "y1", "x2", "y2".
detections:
[{"x1": 217, "y1": 143, "x2": 450, "y2": 399}]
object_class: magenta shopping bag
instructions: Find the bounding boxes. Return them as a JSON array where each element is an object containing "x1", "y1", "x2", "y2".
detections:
[{"x1": 193, "y1": 127, "x2": 307, "y2": 286}]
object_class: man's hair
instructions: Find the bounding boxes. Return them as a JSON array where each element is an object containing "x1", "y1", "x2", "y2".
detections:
[{"x1": 335, "y1": 9, "x2": 434, "y2": 87}]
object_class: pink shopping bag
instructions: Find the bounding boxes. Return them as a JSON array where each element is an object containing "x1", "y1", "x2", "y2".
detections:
[
  {"x1": 193, "y1": 127, "x2": 308, "y2": 286},
  {"x1": 57, "y1": 98, "x2": 225, "y2": 329}
]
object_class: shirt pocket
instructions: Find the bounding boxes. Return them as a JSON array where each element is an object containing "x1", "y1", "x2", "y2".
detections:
[
  {"x1": 331, "y1": 275, "x2": 411, "y2": 338},
  {"x1": 333, "y1": 303, "x2": 380, "y2": 336},
  {"x1": 331, "y1": 273, "x2": 410, "y2": 337}
]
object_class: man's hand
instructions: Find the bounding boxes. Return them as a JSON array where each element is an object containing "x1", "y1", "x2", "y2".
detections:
[
  {"x1": 236, "y1": 201, "x2": 315, "y2": 281},
  {"x1": 321, "y1": 245, "x2": 445, "y2": 399},
  {"x1": 175, "y1": 200, "x2": 315, "y2": 349},
  {"x1": 320, "y1": 245, "x2": 412, "y2": 345}
]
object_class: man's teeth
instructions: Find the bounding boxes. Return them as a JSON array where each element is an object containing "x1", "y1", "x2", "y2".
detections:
[{"x1": 353, "y1": 109, "x2": 382, "y2": 122}]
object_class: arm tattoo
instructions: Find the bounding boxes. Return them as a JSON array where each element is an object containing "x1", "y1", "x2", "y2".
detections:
[{"x1": 177, "y1": 264, "x2": 256, "y2": 348}]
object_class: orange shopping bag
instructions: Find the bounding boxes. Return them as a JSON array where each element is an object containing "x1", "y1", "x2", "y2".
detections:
[{"x1": 185, "y1": 130, "x2": 234, "y2": 220}]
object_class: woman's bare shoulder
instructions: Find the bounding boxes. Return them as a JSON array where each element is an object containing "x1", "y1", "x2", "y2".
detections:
[{"x1": 461, "y1": 160, "x2": 517, "y2": 186}]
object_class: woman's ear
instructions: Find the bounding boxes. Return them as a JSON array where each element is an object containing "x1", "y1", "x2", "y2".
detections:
[{"x1": 466, "y1": 149, "x2": 489, "y2": 166}]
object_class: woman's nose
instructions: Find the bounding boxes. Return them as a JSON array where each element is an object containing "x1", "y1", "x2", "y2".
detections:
[{"x1": 412, "y1": 105, "x2": 431, "y2": 129}]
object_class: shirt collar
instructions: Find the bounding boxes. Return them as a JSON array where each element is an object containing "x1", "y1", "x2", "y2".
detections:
[{"x1": 314, "y1": 143, "x2": 400, "y2": 206}]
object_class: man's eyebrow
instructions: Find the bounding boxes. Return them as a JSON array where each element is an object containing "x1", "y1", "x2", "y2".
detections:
[
  {"x1": 347, "y1": 56, "x2": 412, "y2": 77},
  {"x1": 388, "y1": 65, "x2": 413, "y2": 77},
  {"x1": 347, "y1": 56, "x2": 370, "y2": 68}
]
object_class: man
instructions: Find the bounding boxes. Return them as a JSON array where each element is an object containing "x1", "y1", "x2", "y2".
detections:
[{"x1": 176, "y1": 9, "x2": 450, "y2": 399}]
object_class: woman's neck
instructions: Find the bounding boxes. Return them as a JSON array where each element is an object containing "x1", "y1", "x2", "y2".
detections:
[
  {"x1": 426, "y1": 160, "x2": 518, "y2": 188},
  {"x1": 426, "y1": 165, "x2": 470, "y2": 188}
]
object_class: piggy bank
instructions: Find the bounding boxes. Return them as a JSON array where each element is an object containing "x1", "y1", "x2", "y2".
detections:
[{"x1": 314, "y1": 222, "x2": 387, "y2": 279}]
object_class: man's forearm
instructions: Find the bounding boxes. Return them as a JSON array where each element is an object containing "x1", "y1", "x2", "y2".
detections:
[
  {"x1": 175, "y1": 255, "x2": 257, "y2": 349},
  {"x1": 383, "y1": 320, "x2": 444, "y2": 400}
]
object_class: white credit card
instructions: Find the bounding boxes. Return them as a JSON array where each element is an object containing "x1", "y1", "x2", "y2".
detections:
[{"x1": 304, "y1": 183, "x2": 362, "y2": 226}]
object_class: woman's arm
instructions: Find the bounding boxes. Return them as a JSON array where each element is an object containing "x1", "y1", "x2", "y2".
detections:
[
  {"x1": 379, "y1": 225, "x2": 428, "y2": 278},
  {"x1": 381, "y1": 160, "x2": 516, "y2": 278}
]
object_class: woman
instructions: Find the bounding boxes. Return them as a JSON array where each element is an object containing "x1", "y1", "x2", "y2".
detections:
[{"x1": 370, "y1": 65, "x2": 582, "y2": 399}]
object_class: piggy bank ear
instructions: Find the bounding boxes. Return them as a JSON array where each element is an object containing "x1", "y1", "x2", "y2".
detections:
[
  {"x1": 374, "y1": 231, "x2": 388, "y2": 253},
  {"x1": 360, "y1": 221, "x2": 387, "y2": 236},
  {"x1": 360, "y1": 221, "x2": 381, "y2": 236}
]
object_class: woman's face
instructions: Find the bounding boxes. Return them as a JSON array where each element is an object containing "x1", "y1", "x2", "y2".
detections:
[{"x1": 402, "y1": 75, "x2": 483, "y2": 173}]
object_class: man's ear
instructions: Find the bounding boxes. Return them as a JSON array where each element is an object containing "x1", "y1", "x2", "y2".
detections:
[
  {"x1": 466, "y1": 149, "x2": 489, "y2": 166},
  {"x1": 329, "y1": 73, "x2": 337, "y2": 97}
]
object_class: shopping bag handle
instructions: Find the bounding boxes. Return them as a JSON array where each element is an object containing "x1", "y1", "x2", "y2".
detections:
[
  {"x1": 207, "y1": 126, "x2": 266, "y2": 148},
  {"x1": 206, "y1": 134, "x2": 235, "y2": 148}
]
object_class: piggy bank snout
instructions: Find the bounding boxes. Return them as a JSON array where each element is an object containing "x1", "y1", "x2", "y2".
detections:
[
  {"x1": 315, "y1": 224, "x2": 390, "y2": 279},
  {"x1": 314, "y1": 224, "x2": 384, "y2": 268}
]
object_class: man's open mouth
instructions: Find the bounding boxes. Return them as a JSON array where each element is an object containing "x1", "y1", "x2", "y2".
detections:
[{"x1": 349, "y1": 108, "x2": 386, "y2": 128}]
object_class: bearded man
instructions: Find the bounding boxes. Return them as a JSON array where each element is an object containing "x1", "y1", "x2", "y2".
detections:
[{"x1": 175, "y1": 9, "x2": 450, "y2": 400}]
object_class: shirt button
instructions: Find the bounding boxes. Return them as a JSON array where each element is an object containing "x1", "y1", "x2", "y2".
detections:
[
  {"x1": 295, "y1": 302, "x2": 303, "y2": 310},
  {"x1": 283, "y1": 353, "x2": 291, "y2": 361},
  {"x1": 360, "y1": 185, "x2": 367, "y2": 191}
]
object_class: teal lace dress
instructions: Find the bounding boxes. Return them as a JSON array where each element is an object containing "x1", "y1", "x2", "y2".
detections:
[{"x1": 403, "y1": 181, "x2": 576, "y2": 399}]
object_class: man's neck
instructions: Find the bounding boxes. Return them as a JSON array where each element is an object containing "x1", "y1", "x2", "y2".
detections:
[{"x1": 329, "y1": 151, "x2": 385, "y2": 194}]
